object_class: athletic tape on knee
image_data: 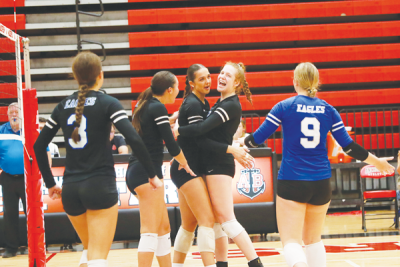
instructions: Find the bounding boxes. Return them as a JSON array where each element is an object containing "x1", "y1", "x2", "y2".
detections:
[
  {"x1": 156, "y1": 233, "x2": 171, "y2": 257},
  {"x1": 87, "y1": 259, "x2": 108, "y2": 267},
  {"x1": 174, "y1": 227, "x2": 195, "y2": 254},
  {"x1": 221, "y1": 220, "x2": 244, "y2": 239},
  {"x1": 197, "y1": 226, "x2": 215, "y2": 253},
  {"x1": 79, "y1": 250, "x2": 88, "y2": 265},
  {"x1": 213, "y1": 223, "x2": 227, "y2": 239},
  {"x1": 138, "y1": 233, "x2": 158, "y2": 253},
  {"x1": 283, "y1": 243, "x2": 307, "y2": 267},
  {"x1": 305, "y1": 241, "x2": 326, "y2": 267}
]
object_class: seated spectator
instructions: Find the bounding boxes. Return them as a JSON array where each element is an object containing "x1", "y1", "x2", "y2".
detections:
[
  {"x1": 233, "y1": 118, "x2": 265, "y2": 148},
  {"x1": 39, "y1": 117, "x2": 60, "y2": 157},
  {"x1": 110, "y1": 124, "x2": 128, "y2": 154}
]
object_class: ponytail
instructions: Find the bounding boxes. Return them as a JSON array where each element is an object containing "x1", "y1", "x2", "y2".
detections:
[
  {"x1": 294, "y1": 62, "x2": 320, "y2": 98},
  {"x1": 132, "y1": 87, "x2": 153, "y2": 135},
  {"x1": 71, "y1": 84, "x2": 90, "y2": 143},
  {"x1": 183, "y1": 76, "x2": 192, "y2": 99}
]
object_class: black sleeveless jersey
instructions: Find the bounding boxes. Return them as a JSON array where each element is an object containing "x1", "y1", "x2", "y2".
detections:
[
  {"x1": 178, "y1": 94, "x2": 242, "y2": 165},
  {"x1": 34, "y1": 90, "x2": 156, "y2": 188},
  {"x1": 130, "y1": 97, "x2": 181, "y2": 164}
]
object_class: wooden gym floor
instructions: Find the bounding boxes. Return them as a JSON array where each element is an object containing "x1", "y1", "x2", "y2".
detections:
[{"x1": 1, "y1": 209, "x2": 399, "y2": 267}]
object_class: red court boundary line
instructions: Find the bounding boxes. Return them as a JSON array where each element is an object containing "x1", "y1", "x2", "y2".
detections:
[{"x1": 46, "y1": 253, "x2": 57, "y2": 263}]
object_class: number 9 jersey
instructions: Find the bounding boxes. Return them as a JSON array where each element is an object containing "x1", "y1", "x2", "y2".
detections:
[{"x1": 247, "y1": 95, "x2": 353, "y2": 181}]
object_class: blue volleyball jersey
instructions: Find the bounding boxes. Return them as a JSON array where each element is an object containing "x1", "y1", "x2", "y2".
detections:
[{"x1": 253, "y1": 95, "x2": 353, "y2": 181}]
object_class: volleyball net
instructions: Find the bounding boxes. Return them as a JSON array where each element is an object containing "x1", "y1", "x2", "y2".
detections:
[{"x1": 0, "y1": 23, "x2": 46, "y2": 267}]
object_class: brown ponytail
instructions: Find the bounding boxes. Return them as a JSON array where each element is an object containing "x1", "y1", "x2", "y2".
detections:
[
  {"x1": 225, "y1": 61, "x2": 252, "y2": 105},
  {"x1": 71, "y1": 51, "x2": 102, "y2": 143},
  {"x1": 132, "y1": 71, "x2": 176, "y2": 135},
  {"x1": 183, "y1": 64, "x2": 206, "y2": 99},
  {"x1": 132, "y1": 87, "x2": 153, "y2": 135}
]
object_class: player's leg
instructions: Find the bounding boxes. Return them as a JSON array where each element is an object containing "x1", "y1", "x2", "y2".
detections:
[
  {"x1": 302, "y1": 202, "x2": 330, "y2": 267},
  {"x1": 302, "y1": 179, "x2": 331, "y2": 267},
  {"x1": 86, "y1": 204, "x2": 119, "y2": 261},
  {"x1": 135, "y1": 183, "x2": 168, "y2": 267},
  {"x1": 206, "y1": 175, "x2": 262, "y2": 267},
  {"x1": 68, "y1": 213, "x2": 89, "y2": 267},
  {"x1": 156, "y1": 201, "x2": 172, "y2": 267},
  {"x1": 214, "y1": 216, "x2": 229, "y2": 267},
  {"x1": 180, "y1": 177, "x2": 216, "y2": 267},
  {"x1": 173, "y1": 190, "x2": 197, "y2": 266},
  {"x1": 276, "y1": 196, "x2": 307, "y2": 267}
]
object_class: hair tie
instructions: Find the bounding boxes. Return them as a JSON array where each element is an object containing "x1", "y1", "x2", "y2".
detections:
[{"x1": 74, "y1": 121, "x2": 80, "y2": 127}]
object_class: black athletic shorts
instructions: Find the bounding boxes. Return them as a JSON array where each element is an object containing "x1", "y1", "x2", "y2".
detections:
[
  {"x1": 205, "y1": 164, "x2": 235, "y2": 178},
  {"x1": 62, "y1": 175, "x2": 118, "y2": 216},
  {"x1": 170, "y1": 159, "x2": 199, "y2": 189},
  {"x1": 277, "y1": 178, "x2": 332, "y2": 206},
  {"x1": 126, "y1": 160, "x2": 163, "y2": 195}
]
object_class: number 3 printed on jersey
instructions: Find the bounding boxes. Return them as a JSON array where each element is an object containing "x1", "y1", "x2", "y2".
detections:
[
  {"x1": 300, "y1": 117, "x2": 320, "y2": 148},
  {"x1": 67, "y1": 114, "x2": 87, "y2": 149}
]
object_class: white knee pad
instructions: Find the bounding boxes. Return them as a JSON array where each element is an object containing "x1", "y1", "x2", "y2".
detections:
[
  {"x1": 213, "y1": 223, "x2": 227, "y2": 239},
  {"x1": 221, "y1": 219, "x2": 244, "y2": 239},
  {"x1": 156, "y1": 233, "x2": 171, "y2": 257},
  {"x1": 305, "y1": 241, "x2": 326, "y2": 267},
  {"x1": 87, "y1": 259, "x2": 108, "y2": 267},
  {"x1": 138, "y1": 233, "x2": 158, "y2": 253},
  {"x1": 197, "y1": 226, "x2": 215, "y2": 253},
  {"x1": 283, "y1": 243, "x2": 307, "y2": 267},
  {"x1": 174, "y1": 227, "x2": 195, "y2": 254},
  {"x1": 79, "y1": 250, "x2": 87, "y2": 266}
]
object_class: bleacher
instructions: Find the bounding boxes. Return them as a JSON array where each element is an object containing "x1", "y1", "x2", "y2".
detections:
[{"x1": 0, "y1": 0, "x2": 399, "y2": 156}]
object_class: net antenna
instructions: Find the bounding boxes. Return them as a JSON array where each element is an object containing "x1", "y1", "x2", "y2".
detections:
[{"x1": 0, "y1": 23, "x2": 46, "y2": 267}]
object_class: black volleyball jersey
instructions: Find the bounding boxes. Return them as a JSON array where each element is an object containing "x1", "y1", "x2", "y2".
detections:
[
  {"x1": 178, "y1": 94, "x2": 242, "y2": 165},
  {"x1": 177, "y1": 93, "x2": 228, "y2": 159},
  {"x1": 130, "y1": 97, "x2": 181, "y2": 163},
  {"x1": 34, "y1": 90, "x2": 156, "y2": 188}
]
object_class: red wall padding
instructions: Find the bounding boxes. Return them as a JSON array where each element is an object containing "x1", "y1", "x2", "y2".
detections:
[
  {"x1": 0, "y1": 15, "x2": 26, "y2": 30},
  {"x1": 128, "y1": 0, "x2": 400, "y2": 25},
  {"x1": 130, "y1": 43, "x2": 400, "y2": 71},
  {"x1": 0, "y1": 0, "x2": 24, "y2": 8},
  {"x1": 131, "y1": 66, "x2": 400, "y2": 93},
  {"x1": 132, "y1": 88, "x2": 400, "y2": 114},
  {"x1": 129, "y1": 21, "x2": 400, "y2": 48}
]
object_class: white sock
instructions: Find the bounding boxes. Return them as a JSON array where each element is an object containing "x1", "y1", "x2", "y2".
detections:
[
  {"x1": 87, "y1": 259, "x2": 108, "y2": 267},
  {"x1": 305, "y1": 241, "x2": 326, "y2": 267},
  {"x1": 205, "y1": 265, "x2": 216, "y2": 267},
  {"x1": 79, "y1": 250, "x2": 88, "y2": 266},
  {"x1": 172, "y1": 264, "x2": 184, "y2": 267},
  {"x1": 283, "y1": 243, "x2": 307, "y2": 267}
]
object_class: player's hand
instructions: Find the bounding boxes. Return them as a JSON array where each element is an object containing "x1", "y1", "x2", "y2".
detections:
[
  {"x1": 374, "y1": 157, "x2": 395, "y2": 176},
  {"x1": 237, "y1": 137, "x2": 246, "y2": 146},
  {"x1": 48, "y1": 185, "x2": 62, "y2": 200},
  {"x1": 149, "y1": 176, "x2": 163, "y2": 189},
  {"x1": 397, "y1": 151, "x2": 400, "y2": 174},
  {"x1": 178, "y1": 163, "x2": 196, "y2": 176},
  {"x1": 169, "y1": 111, "x2": 179, "y2": 124},
  {"x1": 173, "y1": 121, "x2": 180, "y2": 137},
  {"x1": 229, "y1": 146, "x2": 254, "y2": 169}
]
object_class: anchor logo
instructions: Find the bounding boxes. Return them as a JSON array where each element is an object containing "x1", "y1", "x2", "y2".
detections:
[{"x1": 237, "y1": 167, "x2": 265, "y2": 200}]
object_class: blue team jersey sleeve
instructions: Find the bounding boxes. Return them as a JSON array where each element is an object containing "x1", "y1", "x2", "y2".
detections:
[
  {"x1": 253, "y1": 101, "x2": 284, "y2": 144},
  {"x1": 330, "y1": 107, "x2": 353, "y2": 148}
]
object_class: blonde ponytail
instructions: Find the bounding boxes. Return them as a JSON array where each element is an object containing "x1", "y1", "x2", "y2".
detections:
[
  {"x1": 294, "y1": 62, "x2": 320, "y2": 98},
  {"x1": 225, "y1": 61, "x2": 252, "y2": 105}
]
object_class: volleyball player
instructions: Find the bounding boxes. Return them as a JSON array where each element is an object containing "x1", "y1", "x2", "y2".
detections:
[
  {"x1": 170, "y1": 64, "x2": 253, "y2": 267},
  {"x1": 34, "y1": 52, "x2": 160, "y2": 267},
  {"x1": 175, "y1": 62, "x2": 264, "y2": 267},
  {"x1": 240, "y1": 62, "x2": 394, "y2": 267},
  {"x1": 127, "y1": 71, "x2": 195, "y2": 267}
]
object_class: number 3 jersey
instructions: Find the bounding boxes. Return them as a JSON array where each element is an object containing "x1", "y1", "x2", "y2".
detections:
[
  {"x1": 41, "y1": 91, "x2": 144, "y2": 184},
  {"x1": 251, "y1": 95, "x2": 353, "y2": 181}
]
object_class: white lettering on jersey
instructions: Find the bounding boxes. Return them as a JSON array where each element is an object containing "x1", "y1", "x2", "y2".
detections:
[
  {"x1": 296, "y1": 104, "x2": 325, "y2": 114},
  {"x1": 64, "y1": 97, "x2": 97, "y2": 109}
]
